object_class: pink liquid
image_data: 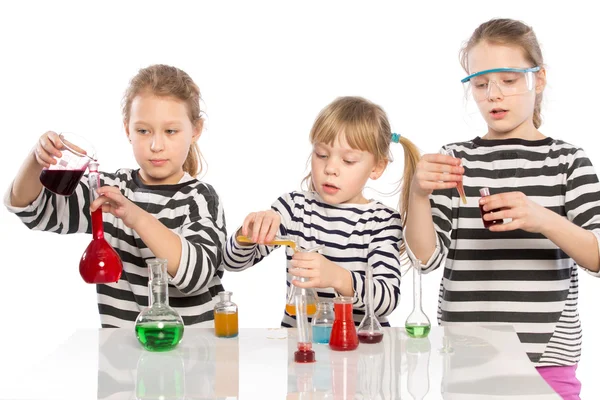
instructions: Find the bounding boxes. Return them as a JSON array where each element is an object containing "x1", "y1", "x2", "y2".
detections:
[
  {"x1": 294, "y1": 342, "x2": 316, "y2": 363},
  {"x1": 357, "y1": 331, "x2": 383, "y2": 344},
  {"x1": 39, "y1": 169, "x2": 85, "y2": 196},
  {"x1": 329, "y1": 302, "x2": 359, "y2": 351},
  {"x1": 79, "y1": 209, "x2": 123, "y2": 284}
]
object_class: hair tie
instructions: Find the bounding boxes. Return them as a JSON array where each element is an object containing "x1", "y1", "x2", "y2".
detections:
[{"x1": 391, "y1": 133, "x2": 401, "y2": 143}]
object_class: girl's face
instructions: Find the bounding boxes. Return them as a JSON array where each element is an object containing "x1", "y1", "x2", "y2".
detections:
[
  {"x1": 468, "y1": 41, "x2": 546, "y2": 139},
  {"x1": 310, "y1": 133, "x2": 386, "y2": 205},
  {"x1": 125, "y1": 93, "x2": 201, "y2": 185}
]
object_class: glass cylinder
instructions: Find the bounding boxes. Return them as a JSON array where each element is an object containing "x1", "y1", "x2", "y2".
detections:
[
  {"x1": 312, "y1": 300, "x2": 335, "y2": 344},
  {"x1": 479, "y1": 187, "x2": 503, "y2": 227},
  {"x1": 214, "y1": 291, "x2": 239, "y2": 338},
  {"x1": 135, "y1": 259, "x2": 184, "y2": 351}
]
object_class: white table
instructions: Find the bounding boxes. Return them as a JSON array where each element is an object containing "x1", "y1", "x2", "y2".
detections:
[{"x1": 0, "y1": 326, "x2": 559, "y2": 399}]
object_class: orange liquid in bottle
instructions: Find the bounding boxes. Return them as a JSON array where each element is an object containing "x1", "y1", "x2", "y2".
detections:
[
  {"x1": 236, "y1": 235, "x2": 297, "y2": 252},
  {"x1": 286, "y1": 303, "x2": 317, "y2": 316},
  {"x1": 214, "y1": 311, "x2": 238, "y2": 338}
]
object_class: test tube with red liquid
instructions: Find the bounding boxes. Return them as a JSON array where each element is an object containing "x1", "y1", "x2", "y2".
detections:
[
  {"x1": 294, "y1": 294, "x2": 316, "y2": 363},
  {"x1": 442, "y1": 148, "x2": 467, "y2": 205},
  {"x1": 479, "y1": 187, "x2": 504, "y2": 228}
]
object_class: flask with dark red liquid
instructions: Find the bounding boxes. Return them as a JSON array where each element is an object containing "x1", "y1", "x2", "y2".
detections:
[
  {"x1": 479, "y1": 187, "x2": 504, "y2": 228},
  {"x1": 357, "y1": 267, "x2": 384, "y2": 344},
  {"x1": 79, "y1": 161, "x2": 123, "y2": 284}
]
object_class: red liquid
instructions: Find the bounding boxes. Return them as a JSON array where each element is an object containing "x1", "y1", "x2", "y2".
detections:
[
  {"x1": 294, "y1": 342, "x2": 316, "y2": 363},
  {"x1": 39, "y1": 169, "x2": 85, "y2": 196},
  {"x1": 479, "y1": 204, "x2": 503, "y2": 228},
  {"x1": 79, "y1": 209, "x2": 123, "y2": 284},
  {"x1": 329, "y1": 302, "x2": 359, "y2": 351},
  {"x1": 357, "y1": 331, "x2": 383, "y2": 344}
]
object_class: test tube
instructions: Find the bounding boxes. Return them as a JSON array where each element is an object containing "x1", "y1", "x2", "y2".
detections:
[
  {"x1": 294, "y1": 294, "x2": 316, "y2": 363},
  {"x1": 442, "y1": 149, "x2": 467, "y2": 205},
  {"x1": 479, "y1": 187, "x2": 503, "y2": 228}
]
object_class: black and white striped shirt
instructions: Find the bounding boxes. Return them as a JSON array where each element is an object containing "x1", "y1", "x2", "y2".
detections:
[
  {"x1": 410, "y1": 137, "x2": 600, "y2": 367},
  {"x1": 4, "y1": 169, "x2": 227, "y2": 328},
  {"x1": 223, "y1": 191, "x2": 403, "y2": 327}
]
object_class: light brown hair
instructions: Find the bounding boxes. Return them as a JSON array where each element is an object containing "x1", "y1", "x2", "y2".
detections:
[
  {"x1": 122, "y1": 64, "x2": 203, "y2": 176},
  {"x1": 302, "y1": 96, "x2": 421, "y2": 234},
  {"x1": 459, "y1": 18, "x2": 544, "y2": 128}
]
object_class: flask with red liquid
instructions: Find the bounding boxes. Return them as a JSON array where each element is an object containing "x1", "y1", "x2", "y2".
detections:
[
  {"x1": 479, "y1": 187, "x2": 504, "y2": 228},
  {"x1": 79, "y1": 161, "x2": 123, "y2": 283},
  {"x1": 329, "y1": 296, "x2": 359, "y2": 351}
]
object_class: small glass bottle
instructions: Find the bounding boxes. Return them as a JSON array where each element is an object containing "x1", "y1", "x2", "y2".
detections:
[
  {"x1": 135, "y1": 259, "x2": 184, "y2": 351},
  {"x1": 295, "y1": 294, "x2": 316, "y2": 363},
  {"x1": 479, "y1": 187, "x2": 503, "y2": 228},
  {"x1": 405, "y1": 260, "x2": 431, "y2": 338},
  {"x1": 357, "y1": 267, "x2": 384, "y2": 344},
  {"x1": 329, "y1": 296, "x2": 359, "y2": 351},
  {"x1": 214, "y1": 291, "x2": 239, "y2": 338},
  {"x1": 311, "y1": 300, "x2": 335, "y2": 344}
]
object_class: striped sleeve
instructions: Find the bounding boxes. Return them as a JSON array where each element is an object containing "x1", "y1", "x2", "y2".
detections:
[
  {"x1": 170, "y1": 184, "x2": 228, "y2": 294},
  {"x1": 565, "y1": 149, "x2": 600, "y2": 277},
  {"x1": 350, "y1": 213, "x2": 403, "y2": 317},
  {"x1": 222, "y1": 192, "x2": 293, "y2": 271},
  {"x1": 4, "y1": 176, "x2": 94, "y2": 235}
]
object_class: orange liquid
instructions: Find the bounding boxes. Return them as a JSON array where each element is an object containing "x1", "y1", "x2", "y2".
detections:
[
  {"x1": 457, "y1": 181, "x2": 467, "y2": 205},
  {"x1": 214, "y1": 311, "x2": 238, "y2": 338},
  {"x1": 286, "y1": 303, "x2": 317, "y2": 316},
  {"x1": 236, "y1": 235, "x2": 297, "y2": 251}
]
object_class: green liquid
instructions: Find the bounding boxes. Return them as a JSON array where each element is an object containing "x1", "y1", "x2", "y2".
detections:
[
  {"x1": 135, "y1": 323, "x2": 184, "y2": 351},
  {"x1": 405, "y1": 324, "x2": 431, "y2": 338}
]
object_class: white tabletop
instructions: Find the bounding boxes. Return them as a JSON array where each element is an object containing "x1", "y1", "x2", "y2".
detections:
[{"x1": 0, "y1": 325, "x2": 559, "y2": 399}]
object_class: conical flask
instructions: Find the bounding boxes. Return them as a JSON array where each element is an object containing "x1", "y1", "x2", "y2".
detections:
[
  {"x1": 405, "y1": 260, "x2": 431, "y2": 338},
  {"x1": 135, "y1": 258, "x2": 184, "y2": 351},
  {"x1": 79, "y1": 161, "x2": 123, "y2": 283},
  {"x1": 357, "y1": 267, "x2": 384, "y2": 344},
  {"x1": 286, "y1": 277, "x2": 319, "y2": 317}
]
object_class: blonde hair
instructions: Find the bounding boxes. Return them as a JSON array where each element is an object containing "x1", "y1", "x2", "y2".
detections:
[
  {"x1": 122, "y1": 64, "x2": 204, "y2": 176},
  {"x1": 302, "y1": 96, "x2": 421, "y2": 233},
  {"x1": 459, "y1": 18, "x2": 545, "y2": 128}
]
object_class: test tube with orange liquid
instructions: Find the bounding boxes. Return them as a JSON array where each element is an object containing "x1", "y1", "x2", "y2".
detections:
[{"x1": 442, "y1": 148, "x2": 467, "y2": 205}]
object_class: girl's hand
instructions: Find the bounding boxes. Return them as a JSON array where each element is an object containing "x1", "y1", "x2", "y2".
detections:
[
  {"x1": 33, "y1": 131, "x2": 63, "y2": 168},
  {"x1": 411, "y1": 153, "x2": 464, "y2": 198},
  {"x1": 90, "y1": 186, "x2": 143, "y2": 229},
  {"x1": 289, "y1": 252, "x2": 347, "y2": 290},
  {"x1": 480, "y1": 191, "x2": 550, "y2": 233},
  {"x1": 240, "y1": 210, "x2": 281, "y2": 244}
]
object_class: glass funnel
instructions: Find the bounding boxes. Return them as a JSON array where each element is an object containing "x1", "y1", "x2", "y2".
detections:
[
  {"x1": 357, "y1": 267, "x2": 384, "y2": 344},
  {"x1": 79, "y1": 161, "x2": 123, "y2": 284},
  {"x1": 214, "y1": 291, "x2": 238, "y2": 338},
  {"x1": 135, "y1": 258, "x2": 184, "y2": 351},
  {"x1": 405, "y1": 260, "x2": 431, "y2": 338}
]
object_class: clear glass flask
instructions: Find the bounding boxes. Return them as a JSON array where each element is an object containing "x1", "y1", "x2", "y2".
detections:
[
  {"x1": 286, "y1": 277, "x2": 319, "y2": 317},
  {"x1": 294, "y1": 294, "x2": 316, "y2": 363},
  {"x1": 311, "y1": 300, "x2": 334, "y2": 344},
  {"x1": 405, "y1": 259, "x2": 431, "y2": 338},
  {"x1": 79, "y1": 161, "x2": 123, "y2": 284},
  {"x1": 357, "y1": 267, "x2": 384, "y2": 344},
  {"x1": 135, "y1": 258, "x2": 184, "y2": 351},
  {"x1": 214, "y1": 291, "x2": 239, "y2": 338}
]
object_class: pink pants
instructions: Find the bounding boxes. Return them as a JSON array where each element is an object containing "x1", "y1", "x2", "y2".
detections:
[{"x1": 536, "y1": 365, "x2": 581, "y2": 400}]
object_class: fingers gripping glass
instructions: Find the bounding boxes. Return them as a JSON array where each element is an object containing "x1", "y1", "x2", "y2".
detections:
[{"x1": 461, "y1": 67, "x2": 540, "y2": 101}]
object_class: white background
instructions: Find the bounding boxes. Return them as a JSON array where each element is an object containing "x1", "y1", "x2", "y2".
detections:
[{"x1": 0, "y1": 0, "x2": 598, "y2": 398}]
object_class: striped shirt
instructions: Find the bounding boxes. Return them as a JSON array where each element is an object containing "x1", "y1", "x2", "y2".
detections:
[
  {"x1": 223, "y1": 191, "x2": 403, "y2": 327},
  {"x1": 4, "y1": 168, "x2": 227, "y2": 328},
  {"x1": 410, "y1": 137, "x2": 600, "y2": 367}
]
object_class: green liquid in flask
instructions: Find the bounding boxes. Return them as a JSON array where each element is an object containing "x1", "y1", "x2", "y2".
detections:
[
  {"x1": 405, "y1": 323, "x2": 431, "y2": 338},
  {"x1": 135, "y1": 323, "x2": 184, "y2": 351}
]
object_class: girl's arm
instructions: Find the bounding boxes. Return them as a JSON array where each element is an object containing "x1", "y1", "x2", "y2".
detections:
[{"x1": 94, "y1": 184, "x2": 228, "y2": 291}]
